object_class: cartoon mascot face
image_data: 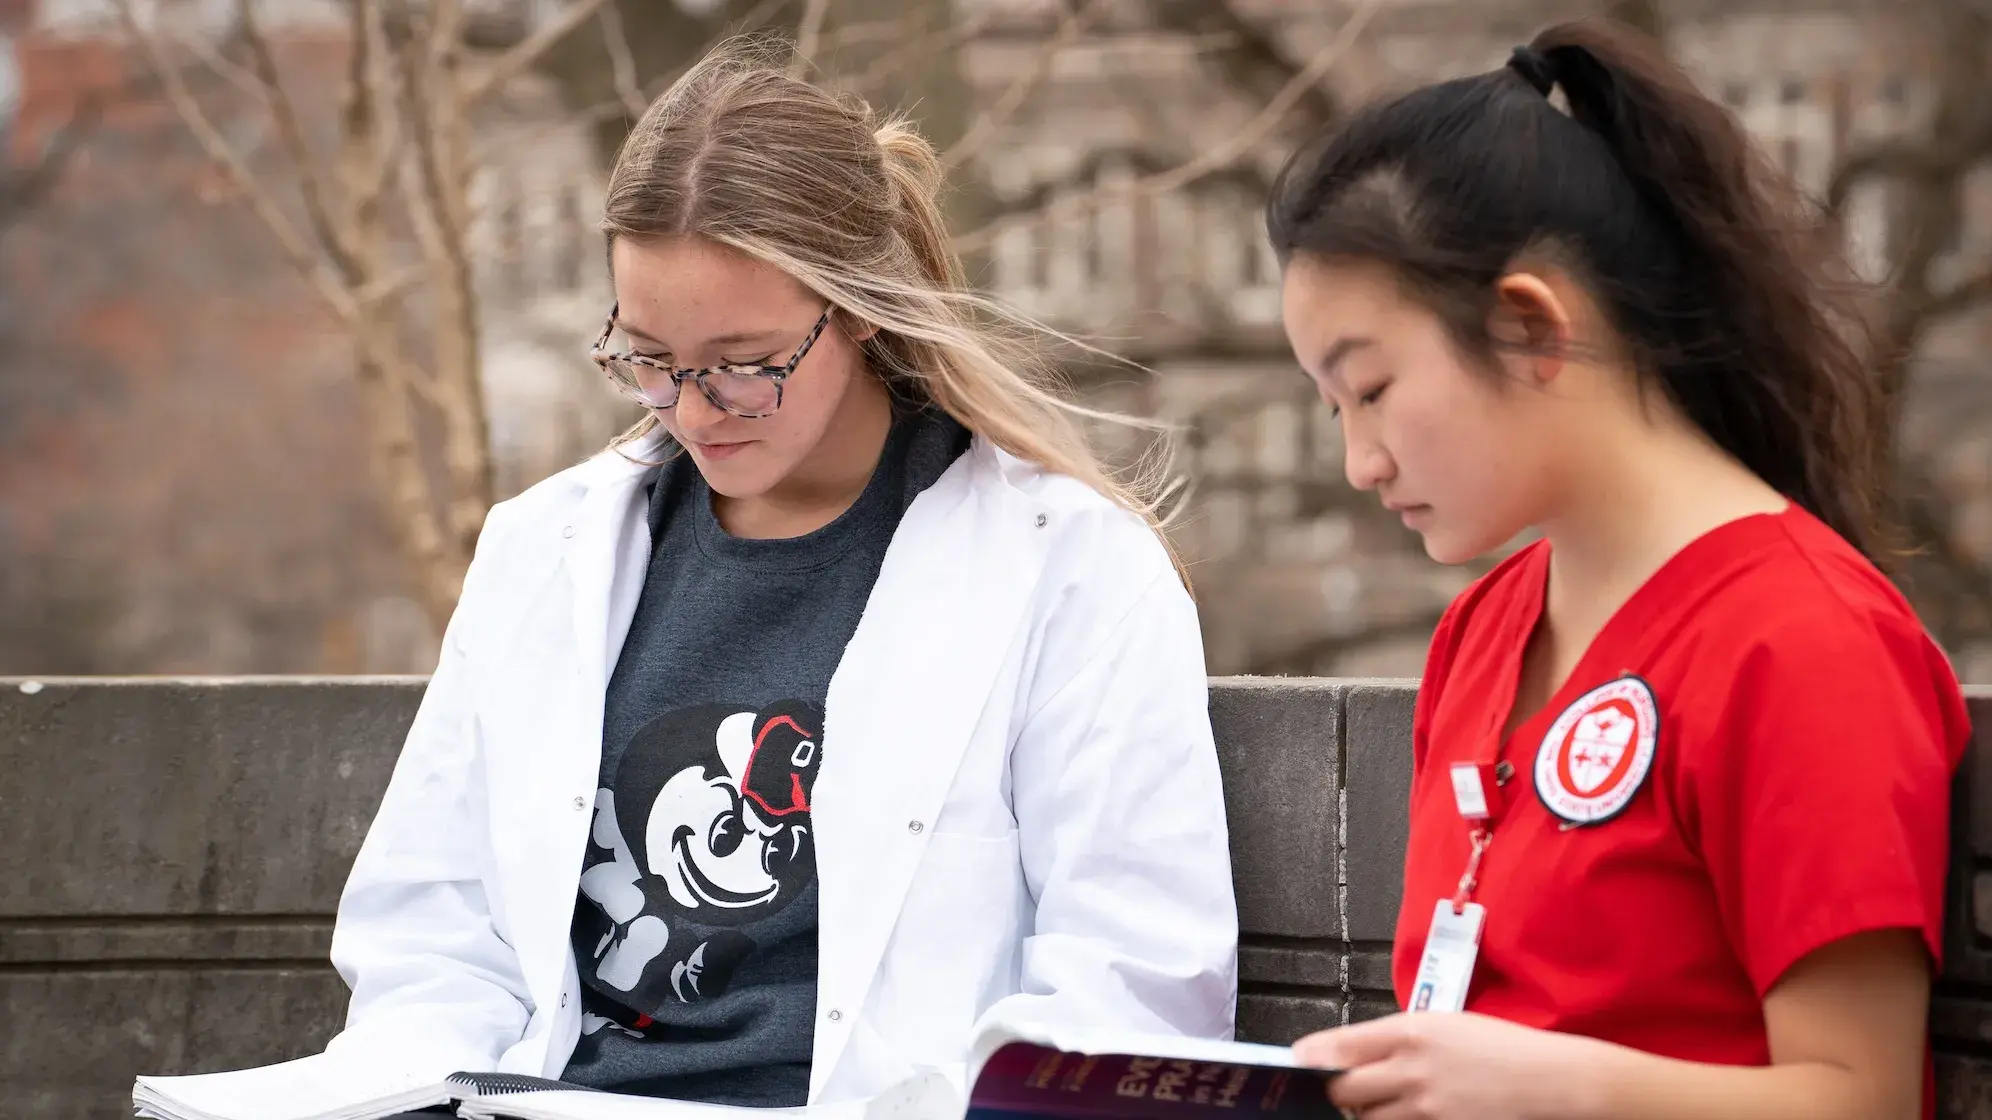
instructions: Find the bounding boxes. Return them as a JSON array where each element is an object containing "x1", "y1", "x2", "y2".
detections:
[
  {"x1": 649, "y1": 708, "x2": 818, "y2": 913},
  {"x1": 574, "y1": 700, "x2": 823, "y2": 1009}
]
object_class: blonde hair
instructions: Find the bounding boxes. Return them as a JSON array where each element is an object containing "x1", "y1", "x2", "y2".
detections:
[{"x1": 600, "y1": 39, "x2": 1185, "y2": 581}]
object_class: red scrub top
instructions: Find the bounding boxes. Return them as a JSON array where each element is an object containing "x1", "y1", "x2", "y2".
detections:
[{"x1": 1394, "y1": 505, "x2": 1969, "y2": 1091}]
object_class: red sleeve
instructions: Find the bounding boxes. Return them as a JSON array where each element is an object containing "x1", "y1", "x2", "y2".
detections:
[{"x1": 1684, "y1": 609, "x2": 1964, "y2": 996}]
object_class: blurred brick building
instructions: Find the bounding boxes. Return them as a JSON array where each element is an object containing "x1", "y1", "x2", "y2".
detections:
[
  {"x1": 0, "y1": 0, "x2": 626, "y2": 674},
  {"x1": 957, "y1": 0, "x2": 1992, "y2": 680},
  {"x1": 1, "y1": 0, "x2": 1986, "y2": 681}
]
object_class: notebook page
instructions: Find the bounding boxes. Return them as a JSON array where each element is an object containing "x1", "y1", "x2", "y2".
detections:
[{"x1": 133, "y1": 1051, "x2": 450, "y2": 1120}]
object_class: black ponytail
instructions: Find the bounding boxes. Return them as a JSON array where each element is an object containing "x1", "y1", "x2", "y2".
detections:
[{"x1": 1268, "y1": 20, "x2": 1887, "y2": 559}]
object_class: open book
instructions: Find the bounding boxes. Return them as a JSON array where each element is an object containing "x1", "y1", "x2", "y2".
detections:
[{"x1": 134, "y1": 1021, "x2": 1339, "y2": 1120}]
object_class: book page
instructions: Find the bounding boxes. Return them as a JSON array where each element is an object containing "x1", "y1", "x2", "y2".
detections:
[{"x1": 454, "y1": 1089, "x2": 869, "y2": 1120}]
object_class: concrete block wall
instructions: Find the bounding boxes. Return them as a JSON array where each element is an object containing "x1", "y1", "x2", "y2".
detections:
[{"x1": 0, "y1": 677, "x2": 1986, "y2": 1118}]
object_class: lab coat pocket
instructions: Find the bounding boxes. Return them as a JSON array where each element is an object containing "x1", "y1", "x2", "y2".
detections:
[{"x1": 872, "y1": 829, "x2": 1025, "y2": 1068}]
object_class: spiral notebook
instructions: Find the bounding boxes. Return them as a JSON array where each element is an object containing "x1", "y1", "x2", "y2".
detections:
[{"x1": 132, "y1": 1023, "x2": 1339, "y2": 1120}]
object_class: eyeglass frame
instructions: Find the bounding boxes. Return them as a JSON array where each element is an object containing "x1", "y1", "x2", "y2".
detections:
[{"x1": 589, "y1": 302, "x2": 835, "y2": 419}]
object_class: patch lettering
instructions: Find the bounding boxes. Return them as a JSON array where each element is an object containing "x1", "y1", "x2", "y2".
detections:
[{"x1": 1533, "y1": 675, "x2": 1659, "y2": 825}]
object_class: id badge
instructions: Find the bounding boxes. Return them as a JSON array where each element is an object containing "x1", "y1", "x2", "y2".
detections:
[
  {"x1": 1449, "y1": 761, "x2": 1493, "y2": 821},
  {"x1": 1407, "y1": 899, "x2": 1484, "y2": 1014}
]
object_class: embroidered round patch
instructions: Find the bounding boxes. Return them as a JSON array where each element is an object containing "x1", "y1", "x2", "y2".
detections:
[{"x1": 1533, "y1": 675, "x2": 1660, "y2": 826}]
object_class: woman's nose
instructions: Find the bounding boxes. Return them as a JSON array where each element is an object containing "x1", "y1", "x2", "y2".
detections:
[
  {"x1": 1343, "y1": 430, "x2": 1394, "y2": 493},
  {"x1": 672, "y1": 378, "x2": 725, "y2": 430}
]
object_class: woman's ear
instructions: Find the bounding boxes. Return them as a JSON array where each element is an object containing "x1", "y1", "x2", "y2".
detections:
[
  {"x1": 1488, "y1": 270, "x2": 1576, "y2": 386},
  {"x1": 838, "y1": 310, "x2": 881, "y2": 344}
]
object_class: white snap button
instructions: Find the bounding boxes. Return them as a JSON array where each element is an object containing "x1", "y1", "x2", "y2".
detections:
[
  {"x1": 562, "y1": 525, "x2": 576, "y2": 539},
  {"x1": 573, "y1": 796, "x2": 586, "y2": 810},
  {"x1": 907, "y1": 820, "x2": 924, "y2": 834},
  {"x1": 1034, "y1": 513, "x2": 1048, "y2": 528},
  {"x1": 827, "y1": 1009, "x2": 843, "y2": 1022}
]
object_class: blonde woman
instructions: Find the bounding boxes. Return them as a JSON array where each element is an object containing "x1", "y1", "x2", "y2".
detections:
[{"x1": 270, "y1": 43, "x2": 1232, "y2": 1117}]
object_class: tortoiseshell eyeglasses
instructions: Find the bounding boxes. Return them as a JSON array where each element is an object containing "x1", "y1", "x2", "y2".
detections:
[{"x1": 589, "y1": 303, "x2": 834, "y2": 418}]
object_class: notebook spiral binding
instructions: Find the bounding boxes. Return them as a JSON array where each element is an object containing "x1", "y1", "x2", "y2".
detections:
[{"x1": 443, "y1": 1073, "x2": 604, "y2": 1097}]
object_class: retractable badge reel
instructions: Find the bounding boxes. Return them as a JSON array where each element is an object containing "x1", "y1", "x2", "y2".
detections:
[{"x1": 1407, "y1": 761, "x2": 1499, "y2": 1014}]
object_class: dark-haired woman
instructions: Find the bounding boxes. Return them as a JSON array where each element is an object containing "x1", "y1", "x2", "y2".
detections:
[{"x1": 1270, "y1": 20, "x2": 1970, "y2": 1120}]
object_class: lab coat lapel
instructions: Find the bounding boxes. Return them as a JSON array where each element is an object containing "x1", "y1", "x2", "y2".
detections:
[
  {"x1": 568, "y1": 450, "x2": 657, "y2": 709},
  {"x1": 516, "y1": 444, "x2": 655, "y2": 1006},
  {"x1": 811, "y1": 442, "x2": 1054, "y2": 1092}
]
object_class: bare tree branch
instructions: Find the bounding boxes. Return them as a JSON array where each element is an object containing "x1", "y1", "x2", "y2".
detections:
[
  {"x1": 952, "y1": 0, "x2": 1381, "y2": 255},
  {"x1": 0, "y1": 97, "x2": 102, "y2": 240},
  {"x1": 598, "y1": 2, "x2": 647, "y2": 121},
  {"x1": 402, "y1": 0, "x2": 494, "y2": 553},
  {"x1": 343, "y1": 0, "x2": 405, "y2": 231},
  {"x1": 844, "y1": 2, "x2": 1002, "y2": 93},
  {"x1": 234, "y1": 0, "x2": 365, "y2": 284},
  {"x1": 111, "y1": 0, "x2": 364, "y2": 325},
  {"x1": 1794, "y1": 4, "x2": 1992, "y2": 660},
  {"x1": 817, "y1": 16, "x2": 921, "y2": 54},
  {"x1": 460, "y1": 0, "x2": 614, "y2": 109},
  {"x1": 328, "y1": 0, "x2": 465, "y2": 624},
  {"x1": 169, "y1": 24, "x2": 270, "y2": 104},
  {"x1": 1848, "y1": 3, "x2": 1992, "y2": 441},
  {"x1": 468, "y1": 0, "x2": 795, "y2": 167},
  {"x1": 789, "y1": 0, "x2": 832, "y2": 79},
  {"x1": 354, "y1": 262, "x2": 425, "y2": 305},
  {"x1": 1148, "y1": 0, "x2": 1339, "y2": 130},
  {"x1": 944, "y1": 0, "x2": 1108, "y2": 168},
  {"x1": 340, "y1": 0, "x2": 397, "y2": 264}
]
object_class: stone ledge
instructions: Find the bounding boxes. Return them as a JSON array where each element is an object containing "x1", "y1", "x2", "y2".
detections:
[
  {"x1": 0, "y1": 677, "x2": 1985, "y2": 1120},
  {"x1": 1208, "y1": 676, "x2": 1345, "y2": 941},
  {"x1": 1238, "y1": 940, "x2": 1343, "y2": 990},
  {"x1": 0, "y1": 917, "x2": 333, "y2": 965},
  {"x1": 1237, "y1": 991, "x2": 1342, "y2": 1046}
]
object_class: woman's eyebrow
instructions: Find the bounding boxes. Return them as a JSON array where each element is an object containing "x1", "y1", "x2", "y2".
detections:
[
  {"x1": 1319, "y1": 336, "x2": 1374, "y2": 375},
  {"x1": 614, "y1": 317, "x2": 782, "y2": 349}
]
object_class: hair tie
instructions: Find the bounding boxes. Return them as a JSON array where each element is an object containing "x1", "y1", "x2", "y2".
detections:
[{"x1": 1507, "y1": 46, "x2": 1557, "y2": 96}]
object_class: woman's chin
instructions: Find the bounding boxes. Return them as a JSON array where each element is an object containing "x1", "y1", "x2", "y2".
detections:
[
  {"x1": 686, "y1": 445, "x2": 776, "y2": 499},
  {"x1": 1417, "y1": 520, "x2": 1499, "y2": 567}
]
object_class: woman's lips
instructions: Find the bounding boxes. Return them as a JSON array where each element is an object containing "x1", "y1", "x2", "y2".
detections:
[{"x1": 689, "y1": 439, "x2": 751, "y2": 461}]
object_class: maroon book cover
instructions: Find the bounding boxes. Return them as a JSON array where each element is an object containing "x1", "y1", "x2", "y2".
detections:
[{"x1": 963, "y1": 1041, "x2": 1340, "y2": 1120}]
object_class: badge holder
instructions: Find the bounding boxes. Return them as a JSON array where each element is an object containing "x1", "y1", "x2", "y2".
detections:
[{"x1": 1408, "y1": 762, "x2": 1495, "y2": 1015}]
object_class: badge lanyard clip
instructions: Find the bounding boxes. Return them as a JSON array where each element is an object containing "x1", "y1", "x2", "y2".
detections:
[
  {"x1": 1446, "y1": 756, "x2": 1501, "y2": 905},
  {"x1": 1450, "y1": 827, "x2": 1490, "y2": 914}
]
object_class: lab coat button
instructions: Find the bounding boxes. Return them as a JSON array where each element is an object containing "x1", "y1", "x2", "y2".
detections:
[
  {"x1": 907, "y1": 820, "x2": 924, "y2": 834},
  {"x1": 573, "y1": 796, "x2": 586, "y2": 811},
  {"x1": 1034, "y1": 513, "x2": 1048, "y2": 528},
  {"x1": 562, "y1": 525, "x2": 576, "y2": 539},
  {"x1": 560, "y1": 993, "x2": 568, "y2": 1008},
  {"x1": 827, "y1": 1009, "x2": 843, "y2": 1022}
]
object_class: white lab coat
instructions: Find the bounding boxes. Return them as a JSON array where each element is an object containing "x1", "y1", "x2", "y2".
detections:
[{"x1": 323, "y1": 433, "x2": 1239, "y2": 1105}]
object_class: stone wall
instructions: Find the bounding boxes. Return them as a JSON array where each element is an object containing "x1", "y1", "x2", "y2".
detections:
[{"x1": 0, "y1": 677, "x2": 1986, "y2": 1117}]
